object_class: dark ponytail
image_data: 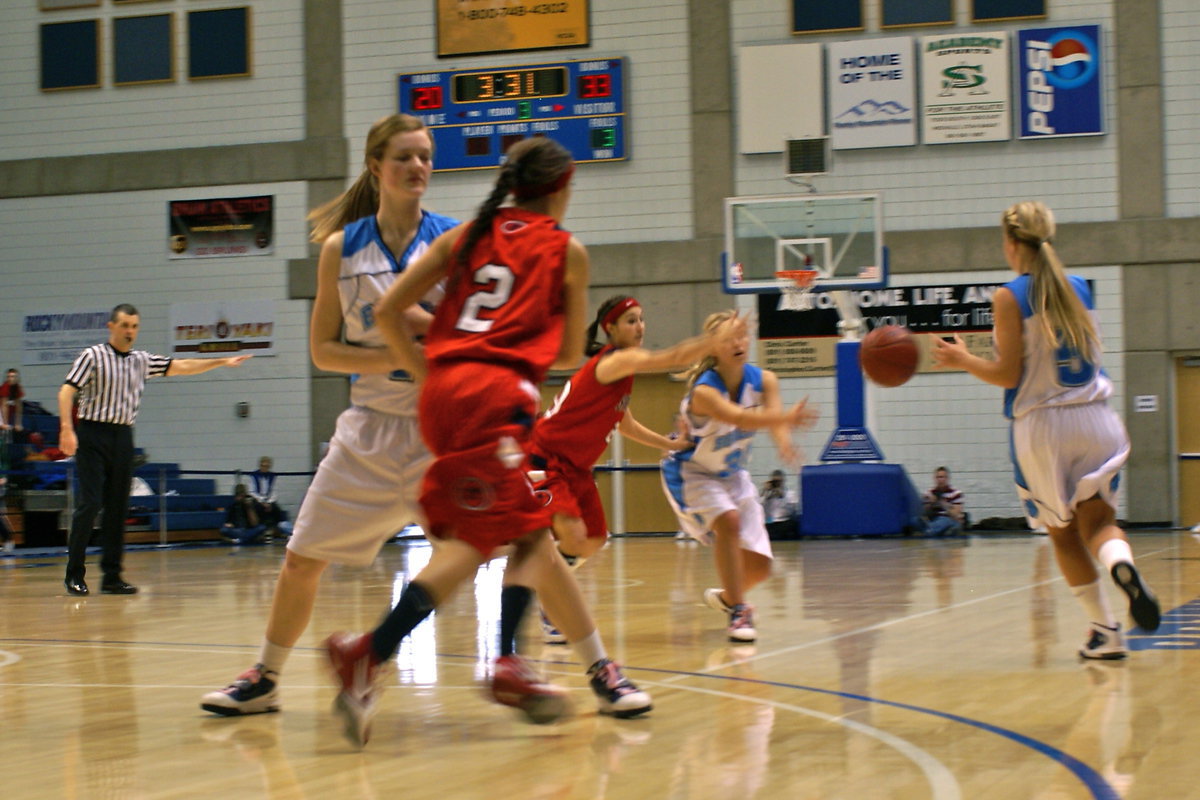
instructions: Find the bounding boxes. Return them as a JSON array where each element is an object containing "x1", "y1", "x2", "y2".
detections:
[
  {"x1": 452, "y1": 137, "x2": 574, "y2": 289},
  {"x1": 585, "y1": 295, "x2": 634, "y2": 356}
]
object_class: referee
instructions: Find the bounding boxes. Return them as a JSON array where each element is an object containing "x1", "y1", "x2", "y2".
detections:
[{"x1": 58, "y1": 303, "x2": 250, "y2": 596}]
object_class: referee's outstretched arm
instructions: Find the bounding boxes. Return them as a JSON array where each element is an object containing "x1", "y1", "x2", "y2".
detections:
[{"x1": 166, "y1": 354, "x2": 252, "y2": 376}]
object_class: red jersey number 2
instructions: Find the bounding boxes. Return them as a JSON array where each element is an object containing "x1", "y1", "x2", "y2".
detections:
[{"x1": 456, "y1": 264, "x2": 514, "y2": 333}]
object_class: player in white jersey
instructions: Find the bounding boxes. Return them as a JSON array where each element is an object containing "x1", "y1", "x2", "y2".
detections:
[
  {"x1": 202, "y1": 115, "x2": 458, "y2": 715},
  {"x1": 661, "y1": 310, "x2": 817, "y2": 642},
  {"x1": 934, "y1": 201, "x2": 1160, "y2": 660}
]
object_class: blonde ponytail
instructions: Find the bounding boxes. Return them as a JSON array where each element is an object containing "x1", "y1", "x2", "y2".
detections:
[{"x1": 1002, "y1": 201, "x2": 1098, "y2": 356}]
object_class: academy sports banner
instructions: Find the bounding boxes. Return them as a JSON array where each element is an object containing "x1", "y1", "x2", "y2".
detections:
[
  {"x1": 168, "y1": 195, "x2": 274, "y2": 260},
  {"x1": 1017, "y1": 24, "x2": 1104, "y2": 139},
  {"x1": 827, "y1": 37, "x2": 917, "y2": 150},
  {"x1": 920, "y1": 32, "x2": 1011, "y2": 144},
  {"x1": 169, "y1": 300, "x2": 276, "y2": 357}
]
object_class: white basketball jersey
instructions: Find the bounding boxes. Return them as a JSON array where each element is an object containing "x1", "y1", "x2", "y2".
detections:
[
  {"x1": 668, "y1": 364, "x2": 764, "y2": 478},
  {"x1": 339, "y1": 211, "x2": 458, "y2": 416},
  {"x1": 1003, "y1": 273, "x2": 1112, "y2": 420}
]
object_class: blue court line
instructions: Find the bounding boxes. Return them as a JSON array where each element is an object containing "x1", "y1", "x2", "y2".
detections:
[
  {"x1": 1, "y1": 635, "x2": 1118, "y2": 799},
  {"x1": 1129, "y1": 598, "x2": 1200, "y2": 650}
]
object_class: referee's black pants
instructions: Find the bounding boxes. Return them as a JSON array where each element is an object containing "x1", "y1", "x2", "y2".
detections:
[{"x1": 66, "y1": 421, "x2": 134, "y2": 582}]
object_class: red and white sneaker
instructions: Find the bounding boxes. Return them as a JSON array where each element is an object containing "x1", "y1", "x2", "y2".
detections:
[
  {"x1": 324, "y1": 632, "x2": 384, "y2": 747},
  {"x1": 728, "y1": 604, "x2": 757, "y2": 642},
  {"x1": 588, "y1": 658, "x2": 652, "y2": 719},
  {"x1": 490, "y1": 654, "x2": 572, "y2": 725}
]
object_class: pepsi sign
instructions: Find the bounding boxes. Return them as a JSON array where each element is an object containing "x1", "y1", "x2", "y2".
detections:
[{"x1": 1017, "y1": 25, "x2": 1104, "y2": 139}]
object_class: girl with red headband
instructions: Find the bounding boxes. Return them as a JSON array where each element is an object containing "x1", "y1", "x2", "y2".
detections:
[
  {"x1": 320, "y1": 137, "x2": 651, "y2": 746},
  {"x1": 525, "y1": 295, "x2": 745, "y2": 642}
]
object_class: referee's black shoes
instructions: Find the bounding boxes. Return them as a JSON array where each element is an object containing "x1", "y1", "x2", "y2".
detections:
[
  {"x1": 64, "y1": 578, "x2": 89, "y2": 596},
  {"x1": 101, "y1": 579, "x2": 138, "y2": 595}
]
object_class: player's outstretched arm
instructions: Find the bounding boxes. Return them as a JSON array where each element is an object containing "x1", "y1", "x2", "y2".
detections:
[
  {"x1": 690, "y1": 382, "x2": 818, "y2": 433},
  {"x1": 617, "y1": 409, "x2": 678, "y2": 452},
  {"x1": 594, "y1": 313, "x2": 748, "y2": 384}
]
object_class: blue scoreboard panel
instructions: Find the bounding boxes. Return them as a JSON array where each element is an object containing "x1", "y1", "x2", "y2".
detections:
[{"x1": 398, "y1": 58, "x2": 627, "y2": 172}]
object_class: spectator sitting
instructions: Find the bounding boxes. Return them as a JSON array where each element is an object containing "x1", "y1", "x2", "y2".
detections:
[
  {"x1": 760, "y1": 469, "x2": 799, "y2": 539},
  {"x1": 922, "y1": 466, "x2": 965, "y2": 536},
  {"x1": 221, "y1": 483, "x2": 267, "y2": 545},
  {"x1": 247, "y1": 456, "x2": 288, "y2": 535}
]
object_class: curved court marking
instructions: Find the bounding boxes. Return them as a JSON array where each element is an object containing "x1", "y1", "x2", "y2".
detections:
[
  {"x1": 635, "y1": 666, "x2": 1119, "y2": 800},
  {"x1": 0, "y1": 650, "x2": 21, "y2": 668},
  {"x1": 0, "y1": 637, "x2": 1117, "y2": 799}
]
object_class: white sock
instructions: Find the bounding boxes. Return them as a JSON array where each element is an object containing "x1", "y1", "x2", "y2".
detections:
[
  {"x1": 572, "y1": 630, "x2": 607, "y2": 672},
  {"x1": 258, "y1": 640, "x2": 292, "y2": 676},
  {"x1": 1096, "y1": 538, "x2": 1133, "y2": 573},
  {"x1": 1071, "y1": 579, "x2": 1117, "y2": 628}
]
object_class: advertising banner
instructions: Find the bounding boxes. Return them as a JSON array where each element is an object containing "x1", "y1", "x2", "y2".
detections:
[
  {"x1": 22, "y1": 309, "x2": 110, "y2": 366},
  {"x1": 1017, "y1": 24, "x2": 1104, "y2": 139},
  {"x1": 756, "y1": 282, "x2": 1017, "y2": 377},
  {"x1": 169, "y1": 301, "x2": 276, "y2": 358},
  {"x1": 168, "y1": 195, "x2": 274, "y2": 259},
  {"x1": 828, "y1": 37, "x2": 917, "y2": 150},
  {"x1": 920, "y1": 32, "x2": 1011, "y2": 144}
]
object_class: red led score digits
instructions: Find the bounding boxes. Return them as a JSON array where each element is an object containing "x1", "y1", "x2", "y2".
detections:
[
  {"x1": 578, "y1": 73, "x2": 611, "y2": 99},
  {"x1": 411, "y1": 86, "x2": 443, "y2": 110}
]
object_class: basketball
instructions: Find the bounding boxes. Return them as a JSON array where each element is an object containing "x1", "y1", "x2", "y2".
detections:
[{"x1": 859, "y1": 325, "x2": 919, "y2": 387}]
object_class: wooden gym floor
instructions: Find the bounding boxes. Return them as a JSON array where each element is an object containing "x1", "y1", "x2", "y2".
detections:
[{"x1": 1, "y1": 531, "x2": 1197, "y2": 799}]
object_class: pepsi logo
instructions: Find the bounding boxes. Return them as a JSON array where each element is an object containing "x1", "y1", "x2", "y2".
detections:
[{"x1": 1045, "y1": 30, "x2": 1098, "y2": 89}]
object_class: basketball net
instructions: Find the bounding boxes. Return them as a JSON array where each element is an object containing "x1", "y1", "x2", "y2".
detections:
[{"x1": 775, "y1": 269, "x2": 818, "y2": 311}]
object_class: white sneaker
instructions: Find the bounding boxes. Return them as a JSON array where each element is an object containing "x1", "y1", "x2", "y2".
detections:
[
  {"x1": 703, "y1": 588, "x2": 734, "y2": 614},
  {"x1": 540, "y1": 609, "x2": 567, "y2": 645},
  {"x1": 588, "y1": 659, "x2": 652, "y2": 718},
  {"x1": 1078, "y1": 622, "x2": 1127, "y2": 660}
]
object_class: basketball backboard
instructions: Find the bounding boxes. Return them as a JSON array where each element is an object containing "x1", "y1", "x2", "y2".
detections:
[{"x1": 722, "y1": 192, "x2": 887, "y2": 295}]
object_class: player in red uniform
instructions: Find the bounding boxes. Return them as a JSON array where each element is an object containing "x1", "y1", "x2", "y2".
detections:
[
  {"x1": 526, "y1": 295, "x2": 745, "y2": 641},
  {"x1": 321, "y1": 138, "x2": 650, "y2": 747}
]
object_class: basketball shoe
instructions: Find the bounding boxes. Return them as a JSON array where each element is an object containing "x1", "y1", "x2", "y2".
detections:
[
  {"x1": 1111, "y1": 562, "x2": 1161, "y2": 631},
  {"x1": 490, "y1": 654, "x2": 572, "y2": 724},
  {"x1": 587, "y1": 658, "x2": 652, "y2": 718},
  {"x1": 325, "y1": 632, "x2": 385, "y2": 747},
  {"x1": 703, "y1": 587, "x2": 734, "y2": 614},
  {"x1": 200, "y1": 664, "x2": 280, "y2": 716},
  {"x1": 1079, "y1": 622, "x2": 1127, "y2": 660},
  {"x1": 728, "y1": 604, "x2": 757, "y2": 642},
  {"x1": 540, "y1": 609, "x2": 567, "y2": 645}
]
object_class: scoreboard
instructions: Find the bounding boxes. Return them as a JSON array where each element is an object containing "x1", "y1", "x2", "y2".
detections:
[{"x1": 398, "y1": 58, "x2": 627, "y2": 172}]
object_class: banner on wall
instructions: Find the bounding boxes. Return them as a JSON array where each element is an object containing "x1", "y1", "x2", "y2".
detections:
[
  {"x1": 21, "y1": 309, "x2": 110, "y2": 365},
  {"x1": 436, "y1": 0, "x2": 590, "y2": 57},
  {"x1": 920, "y1": 32, "x2": 1011, "y2": 144},
  {"x1": 169, "y1": 301, "x2": 276, "y2": 357},
  {"x1": 168, "y1": 195, "x2": 274, "y2": 259},
  {"x1": 827, "y1": 37, "x2": 917, "y2": 150},
  {"x1": 756, "y1": 283, "x2": 1009, "y2": 377},
  {"x1": 1017, "y1": 24, "x2": 1104, "y2": 139}
]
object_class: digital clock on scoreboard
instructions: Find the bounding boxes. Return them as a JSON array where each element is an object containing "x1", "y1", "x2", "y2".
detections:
[{"x1": 398, "y1": 59, "x2": 627, "y2": 172}]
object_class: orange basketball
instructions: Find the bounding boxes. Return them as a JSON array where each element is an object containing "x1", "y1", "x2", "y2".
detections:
[{"x1": 859, "y1": 325, "x2": 918, "y2": 387}]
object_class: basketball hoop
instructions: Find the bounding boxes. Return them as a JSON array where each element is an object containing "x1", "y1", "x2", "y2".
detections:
[{"x1": 775, "y1": 269, "x2": 818, "y2": 311}]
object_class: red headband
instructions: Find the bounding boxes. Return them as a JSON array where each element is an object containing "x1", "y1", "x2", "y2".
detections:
[
  {"x1": 512, "y1": 164, "x2": 575, "y2": 201},
  {"x1": 602, "y1": 297, "x2": 641, "y2": 333}
]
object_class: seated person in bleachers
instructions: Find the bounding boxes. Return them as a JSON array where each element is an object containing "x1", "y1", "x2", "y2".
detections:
[
  {"x1": 221, "y1": 484, "x2": 267, "y2": 545},
  {"x1": 247, "y1": 456, "x2": 288, "y2": 535},
  {"x1": 760, "y1": 469, "x2": 799, "y2": 539},
  {"x1": 922, "y1": 466, "x2": 965, "y2": 536}
]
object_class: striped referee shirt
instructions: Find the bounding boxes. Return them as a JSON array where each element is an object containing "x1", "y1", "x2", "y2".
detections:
[{"x1": 64, "y1": 343, "x2": 172, "y2": 426}]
